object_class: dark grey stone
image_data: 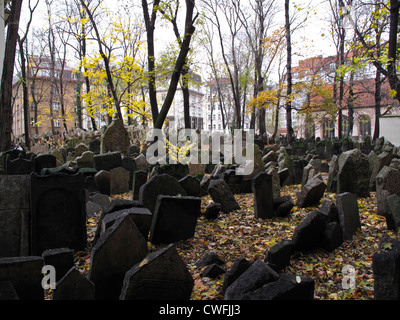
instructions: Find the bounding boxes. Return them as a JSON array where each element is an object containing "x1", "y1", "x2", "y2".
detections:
[
  {"x1": 373, "y1": 237, "x2": 400, "y2": 300},
  {"x1": 30, "y1": 173, "x2": 87, "y2": 255},
  {"x1": 150, "y1": 195, "x2": 201, "y2": 245},
  {"x1": 241, "y1": 274, "x2": 315, "y2": 300},
  {"x1": 139, "y1": 174, "x2": 187, "y2": 214},
  {"x1": 320, "y1": 222, "x2": 343, "y2": 252},
  {"x1": 336, "y1": 192, "x2": 361, "y2": 240},
  {"x1": 120, "y1": 244, "x2": 194, "y2": 300},
  {"x1": 88, "y1": 214, "x2": 147, "y2": 300},
  {"x1": 93, "y1": 152, "x2": 122, "y2": 172},
  {"x1": 295, "y1": 176, "x2": 327, "y2": 208},
  {"x1": 179, "y1": 175, "x2": 202, "y2": 197},
  {"x1": 0, "y1": 256, "x2": 44, "y2": 300},
  {"x1": 252, "y1": 172, "x2": 274, "y2": 219},
  {"x1": 42, "y1": 247, "x2": 74, "y2": 282},
  {"x1": 52, "y1": 267, "x2": 95, "y2": 300},
  {"x1": 264, "y1": 240, "x2": 293, "y2": 272},
  {"x1": 0, "y1": 175, "x2": 30, "y2": 257},
  {"x1": 224, "y1": 259, "x2": 279, "y2": 300},
  {"x1": 208, "y1": 179, "x2": 240, "y2": 213},
  {"x1": 292, "y1": 210, "x2": 327, "y2": 252}
]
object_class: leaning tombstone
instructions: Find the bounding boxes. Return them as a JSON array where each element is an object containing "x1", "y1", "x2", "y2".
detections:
[
  {"x1": 208, "y1": 179, "x2": 240, "y2": 213},
  {"x1": 94, "y1": 170, "x2": 111, "y2": 196},
  {"x1": 252, "y1": 172, "x2": 274, "y2": 219},
  {"x1": 336, "y1": 192, "x2": 361, "y2": 240},
  {"x1": 93, "y1": 151, "x2": 122, "y2": 172},
  {"x1": 138, "y1": 174, "x2": 187, "y2": 214},
  {"x1": 120, "y1": 244, "x2": 194, "y2": 300},
  {"x1": 30, "y1": 173, "x2": 87, "y2": 255},
  {"x1": 88, "y1": 214, "x2": 147, "y2": 300},
  {"x1": 149, "y1": 195, "x2": 201, "y2": 245},
  {"x1": 0, "y1": 175, "x2": 30, "y2": 257}
]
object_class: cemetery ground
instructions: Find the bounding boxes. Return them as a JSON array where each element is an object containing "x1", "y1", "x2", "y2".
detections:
[{"x1": 72, "y1": 178, "x2": 398, "y2": 301}]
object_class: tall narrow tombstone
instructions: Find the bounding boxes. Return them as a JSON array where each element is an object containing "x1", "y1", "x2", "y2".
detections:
[
  {"x1": 252, "y1": 172, "x2": 274, "y2": 219},
  {"x1": 336, "y1": 192, "x2": 361, "y2": 240},
  {"x1": 150, "y1": 195, "x2": 201, "y2": 245},
  {"x1": 88, "y1": 214, "x2": 147, "y2": 300},
  {"x1": 385, "y1": 194, "x2": 400, "y2": 231},
  {"x1": 120, "y1": 244, "x2": 194, "y2": 300},
  {"x1": 132, "y1": 170, "x2": 147, "y2": 200},
  {"x1": 0, "y1": 256, "x2": 44, "y2": 300},
  {"x1": 121, "y1": 156, "x2": 136, "y2": 190},
  {"x1": 0, "y1": 175, "x2": 30, "y2": 257},
  {"x1": 30, "y1": 173, "x2": 87, "y2": 255}
]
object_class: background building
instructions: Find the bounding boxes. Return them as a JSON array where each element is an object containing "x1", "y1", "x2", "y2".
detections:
[{"x1": 13, "y1": 56, "x2": 79, "y2": 138}]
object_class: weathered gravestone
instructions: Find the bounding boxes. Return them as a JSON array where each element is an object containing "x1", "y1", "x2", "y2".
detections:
[
  {"x1": 252, "y1": 172, "x2": 274, "y2": 219},
  {"x1": 0, "y1": 256, "x2": 44, "y2": 300},
  {"x1": 295, "y1": 175, "x2": 327, "y2": 208},
  {"x1": 52, "y1": 267, "x2": 95, "y2": 300},
  {"x1": 241, "y1": 274, "x2": 315, "y2": 300},
  {"x1": 375, "y1": 166, "x2": 400, "y2": 218},
  {"x1": 93, "y1": 151, "x2": 122, "y2": 172},
  {"x1": 385, "y1": 194, "x2": 400, "y2": 231},
  {"x1": 121, "y1": 156, "x2": 136, "y2": 190},
  {"x1": 135, "y1": 154, "x2": 148, "y2": 172},
  {"x1": 208, "y1": 179, "x2": 241, "y2": 213},
  {"x1": 42, "y1": 247, "x2": 74, "y2": 282},
  {"x1": 337, "y1": 148, "x2": 370, "y2": 197},
  {"x1": 224, "y1": 259, "x2": 279, "y2": 300},
  {"x1": 372, "y1": 237, "x2": 400, "y2": 300},
  {"x1": 88, "y1": 214, "x2": 147, "y2": 300},
  {"x1": 120, "y1": 244, "x2": 194, "y2": 300},
  {"x1": 75, "y1": 143, "x2": 89, "y2": 157},
  {"x1": 264, "y1": 240, "x2": 293, "y2": 272},
  {"x1": 100, "y1": 118, "x2": 130, "y2": 155},
  {"x1": 150, "y1": 195, "x2": 202, "y2": 245},
  {"x1": 89, "y1": 138, "x2": 101, "y2": 155},
  {"x1": 336, "y1": 192, "x2": 361, "y2": 240},
  {"x1": 138, "y1": 174, "x2": 187, "y2": 214},
  {"x1": 5, "y1": 154, "x2": 35, "y2": 175},
  {"x1": 110, "y1": 167, "x2": 130, "y2": 195},
  {"x1": 34, "y1": 154, "x2": 56, "y2": 173},
  {"x1": 76, "y1": 151, "x2": 94, "y2": 169},
  {"x1": 291, "y1": 210, "x2": 327, "y2": 252},
  {"x1": 30, "y1": 173, "x2": 87, "y2": 255},
  {"x1": 132, "y1": 170, "x2": 147, "y2": 200},
  {"x1": 0, "y1": 175, "x2": 30, "y2": 257},
  {"x1": 101, "y1": 207, "x2": 152, "y2": 241},
  {"x1": 94, "y1": 170, "x2": 111, "y2": 196},
  {"x1": 179, "y1": 175, "x2": 202, "y2": 197}
]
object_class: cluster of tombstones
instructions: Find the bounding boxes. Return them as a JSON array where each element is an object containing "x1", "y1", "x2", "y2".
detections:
[{"x1": 1, "y1": 130, "x2": 400, "y2": 300}]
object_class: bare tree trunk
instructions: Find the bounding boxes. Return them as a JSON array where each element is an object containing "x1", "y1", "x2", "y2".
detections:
[
  {"x1": 0, "y1": 0, "x2": 23, "y2": 151},
  {"x1": 285, "y1": 0, "x2": 294, "y2": 144}
]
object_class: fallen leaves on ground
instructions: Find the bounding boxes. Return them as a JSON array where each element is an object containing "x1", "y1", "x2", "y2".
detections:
[{"x1": 75, "y1": 185, "x2": 400, "y2": 301}]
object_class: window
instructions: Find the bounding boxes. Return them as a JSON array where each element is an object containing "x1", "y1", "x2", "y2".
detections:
[
  {"x1": 52, "y1": 102, "x2": 61, "y2": 111},
  {"x1": 342, "y1": 116, "x2": 349, "y2": 137},
  {"x1": 54, "y1": 120, "x2": 61, "y2": 128},
  {"x1": 323, "y1": 118, "x2": 335, "y2": 139},
  {"x1": 359, "y1": 115, "x2": 371, "y2": 137}
]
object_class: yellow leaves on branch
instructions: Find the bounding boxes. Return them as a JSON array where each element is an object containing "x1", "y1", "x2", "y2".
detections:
[{"x1": 247, "y1": 89, "x2": 279, "y2": 114}]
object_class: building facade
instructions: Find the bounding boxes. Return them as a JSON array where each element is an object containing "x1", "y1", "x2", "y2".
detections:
[
  {"x1": 12, "y1": 56, "x2": 79, "y2": 138},
  {"x1": 292, "y1": 54, "x2": 399, "y2": 140}
]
